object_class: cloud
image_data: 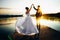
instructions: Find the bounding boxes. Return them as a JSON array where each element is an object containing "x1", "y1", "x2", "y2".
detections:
[
  {"x1": 0, "y1": 7, "x2": 11, "y2": 9},
  {"x1": 0, "y1": 7, "x2": 21, "y2": 15}
]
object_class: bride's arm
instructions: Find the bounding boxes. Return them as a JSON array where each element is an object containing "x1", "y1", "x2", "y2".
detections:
[{"x1": 29, "y1": 4, "x2": 33, "y2": 12}]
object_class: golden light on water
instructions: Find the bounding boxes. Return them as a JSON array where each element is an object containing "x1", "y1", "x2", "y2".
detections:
[
  {"x1": 31, "y1": 16, "x2": 50, "y2": 26},
  {"x1": 32, "y1": 17, "x2": 46, "y2": 26},
  {"x1": 40, "y1": 19, "x2": 47, "y2": 25}
]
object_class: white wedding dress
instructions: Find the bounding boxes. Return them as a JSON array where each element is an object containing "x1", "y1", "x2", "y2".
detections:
[{"x1": 16, "y1": 14, "x2": 39, "y2": 35}]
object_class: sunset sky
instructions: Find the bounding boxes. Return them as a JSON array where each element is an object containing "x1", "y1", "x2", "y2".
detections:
[{"x1": 0, "y1": 0, "x2": 60, "y2": 15}]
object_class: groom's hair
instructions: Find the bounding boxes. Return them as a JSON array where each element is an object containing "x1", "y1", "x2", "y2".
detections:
[
  {"x1": 25, "y1": 7, "x2": 29, "y2": 10},
  {"x1": 38, "y1": 5, "x2": 40, "y2": 7}
]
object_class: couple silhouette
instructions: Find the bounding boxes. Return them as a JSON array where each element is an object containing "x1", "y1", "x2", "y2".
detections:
[{"x1": 15, "y1": 4, "x2": 42, "y2": 40}]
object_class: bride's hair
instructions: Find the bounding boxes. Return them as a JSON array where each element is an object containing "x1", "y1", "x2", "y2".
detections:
[{"x1": 25, "y1": 7, "x2": 29, "y2": 10}]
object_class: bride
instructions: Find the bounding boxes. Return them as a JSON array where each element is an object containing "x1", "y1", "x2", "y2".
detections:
[{"x1": 16, "y1": 4, "x2": 39, "y2": 35}]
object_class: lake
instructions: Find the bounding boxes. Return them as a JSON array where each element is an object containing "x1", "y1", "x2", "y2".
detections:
[{"x1": 0, "y1": 16, "x2": 60, "y2": 35}]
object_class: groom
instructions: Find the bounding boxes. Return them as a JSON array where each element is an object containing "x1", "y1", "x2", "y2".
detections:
[{"x1": 32, "y1": 4, "x2": 42, "y2": 40}]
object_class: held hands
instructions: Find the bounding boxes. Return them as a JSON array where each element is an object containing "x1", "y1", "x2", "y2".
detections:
[
  {"x1": 30, "y1": 4, "x2": 35, "y2": 11},
  {"x1": 29, "y1": 4, "x2": 34, "y2": 11},
  {"x1": 31, "y1": 4, "x2": 34, "y2": 7},
  {"x1": 30, "y1": 4, "x2": 34, "y2": 8},
  {"x1": 32, "y1": 4, "x2": 34, "y2": 7},
  {"x1": 32, "y1": 4, "x2": 34, "y2": 5}
]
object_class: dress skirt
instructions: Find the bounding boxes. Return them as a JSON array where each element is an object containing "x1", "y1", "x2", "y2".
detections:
[{"x1": 16, "y1": 15, "x2": 39, "y2": 35}]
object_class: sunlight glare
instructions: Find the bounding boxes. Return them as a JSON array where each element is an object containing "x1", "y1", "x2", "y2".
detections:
[
  {"x1": 0, "y1": 0, "x2": 60, "y2": 14},
  {"x1": 40, "y1": 19, "x2": 49, "y2": 25}
]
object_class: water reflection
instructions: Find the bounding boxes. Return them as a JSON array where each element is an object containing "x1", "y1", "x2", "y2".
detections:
[
  {"x1": 0, "y1": 16, "x2": 60, "y2": 35},
  {"x1": 40, "y1": 18, "x2": 60, "y2": 31}
]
